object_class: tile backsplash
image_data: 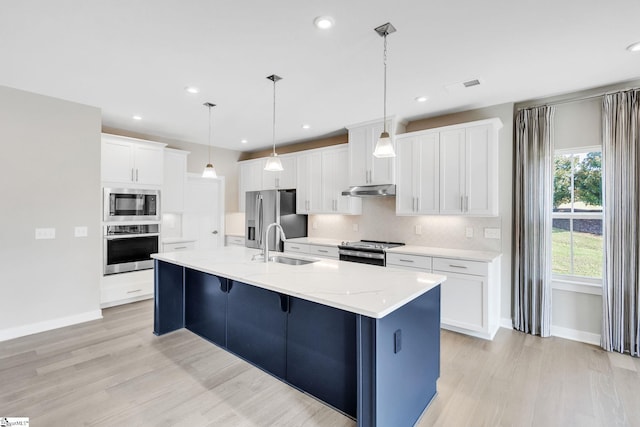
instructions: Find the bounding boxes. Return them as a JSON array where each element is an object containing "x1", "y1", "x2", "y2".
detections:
[{"x1": 308, "y1": 197, "x2": 503, "y2": 252}]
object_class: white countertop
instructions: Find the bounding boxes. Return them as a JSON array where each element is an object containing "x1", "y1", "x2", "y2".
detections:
[
  {"x1": 285, "y1": 237, "x2": 345, "y2": 247},
  {"x1": 387, "y1": 245, "x2": 501, "y2": 262},
  {"x1": 152, "y1": 246, "x2": 445, "y2": 319}
]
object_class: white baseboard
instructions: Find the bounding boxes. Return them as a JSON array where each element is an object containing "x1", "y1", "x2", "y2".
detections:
[
  {"x1": 551, "y1": 325, "x2": 601, "y2": 346},
  {"x1": 500, "y1": 317, "x2": 513, "y2": 329},
  {"x1": 0, "y1": 310, "x2": 103, "y2": 342}
]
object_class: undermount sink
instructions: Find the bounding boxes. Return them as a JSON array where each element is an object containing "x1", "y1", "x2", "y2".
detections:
[{"x1": 268, "y1": 255, "x2": 317, "y2": 266}]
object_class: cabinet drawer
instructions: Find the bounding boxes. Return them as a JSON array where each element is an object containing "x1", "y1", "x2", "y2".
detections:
[
  {"x1": 101, "y1": 279, "x2": 154, "y2": 306},
  {"x1": 308, "y1": 245, "x2": 339, "y2": 259},
  {"x1": 386, "y1": 253, "x2": 432, "y2": 271},
  {"x1": 284, "y1": 242, "x2": 309, "y2": 254},
  {"x1": 163, "y1": 241, "x2": 196, "y2": 252},
  {"x1": 226, "y1": 235, "x2": 245, "y2": 246},
  {"x1": 433, "y1": 257, "x2": 487, "y2": 276}
]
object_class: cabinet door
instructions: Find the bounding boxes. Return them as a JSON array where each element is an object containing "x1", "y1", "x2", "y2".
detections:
[
  {"x1": 439, "y1": 129, "x2": 465, "y2": 214},
  {"x1": 133, "y1": 144, "x2": 164, "y2": 185},
  {"x1": 102, "y1": 140, "x2": 134, "y2": 183},
  {"x1": 227, "y1": 281, "x2": 288, "y2": 378},
  {"x1": 438, "y1": 271, "x2": 486, "y2": 332},
  {"x1": 466, "y1": 124, "x2": 496, "y2": 215},
  {"x1": 163, "y1": 150, "x2": 187, "y2": 213},
  {"x1": 185, "y1": 269, "x2": 227, "y2": 347},
  {"x1": 296, "y1": 152, "x2": 322, "y2": 213},
  {"x1": 287, "y1": 297, "x2": 357, "y2": 417},
  {"x1": 395, "y1": 136, "x2": 416, "y2": 215},
  {"x1": 348, "y1": 126, "x2": 369, "y2": 186},
  {"x1": 322, "y1": 147, "x2": 360, "y2": 214},
  {"x1": 263, "y1": 155, "x2": 297, "y2": 190},
  {"x1": 239, "y1": 160, "x2": 263, "y2": 212},
  {"x1": 416, "y1": 133, "x2": 440, "y2": 214}
]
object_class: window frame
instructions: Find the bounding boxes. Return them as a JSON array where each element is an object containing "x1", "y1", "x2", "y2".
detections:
[{"x1": 551, "y1": 145, "x2": 603, "y2": 288}]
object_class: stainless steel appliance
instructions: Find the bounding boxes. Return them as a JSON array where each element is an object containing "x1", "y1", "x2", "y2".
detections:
[
  {"x1": 103, "y1": 224, "x2": 160, "y2": 275},
  {"x1": 103, "y1": 188, "x2": 160, "y2": 222},
  {"x1": 338, "y1": 240, "x2": 405, "y2": 266},
  {"x1": 245, "y1": 189, "x2": 307, "y2": 252}
]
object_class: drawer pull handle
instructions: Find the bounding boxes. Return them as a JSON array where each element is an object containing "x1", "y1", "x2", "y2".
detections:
[
  {"x1": 291, "y1": 246, "x2": 300, "y2": 250},
  {"x1": 175, "y1": 246, "x2": 187, "y2": 250},
  {"x1": 318, "y1": 249, "x2": 328, "y2": 253},
  {"x1": 449, "y1": 264, "x2": 468, "y2": 269},
  {"x1": 127, "y1": 289, "x2": 142, "y2": 294},
  {"x1": 399, "y1": 259, "x2": 414, "y2": 263}
]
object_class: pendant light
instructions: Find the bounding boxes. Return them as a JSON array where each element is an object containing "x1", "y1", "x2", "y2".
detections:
[
  {"x1": 202, "y1": 102, "x2": 217, "y2": 178},
  {"x1": 373, "y1": 22, "x2": 396, "y2": 158},
  {"x1": 264, "y1": 74, "x2": 284, "y2": 172}
]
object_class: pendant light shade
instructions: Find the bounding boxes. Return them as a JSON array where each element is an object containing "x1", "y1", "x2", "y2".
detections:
[
  {"x1": 264, "y1": 74, "x2": 284, "y2": 172},
  {"x1": 202, "y1": 102, "x2": 218, "y2": 178},
  {"x1": 373, "y1": 22, "x2": 396, "y2": 159}
]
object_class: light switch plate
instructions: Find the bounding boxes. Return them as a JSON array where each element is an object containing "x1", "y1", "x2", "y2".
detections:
[
  {"x1": 74, "y1": 226, "x2": 88, "y2": 237},
  {"x1": 312, "y1": 221, "x2": 318, "y2": 230},
  {"x1": 415, "y1": 225, "x2": 422, "y2": 235},
  {"x1": 353, "y1": 223, "x2": 359, "y2": 232},
  {"x1": 484, "y1": 228, "x2": 501, "y2": 239},
  {"x1": 35, "y1": 228, "x2": 56, "y2": 240},
  {"x1": 465, "y1": 227, "x2": 474, "y2": 238}
]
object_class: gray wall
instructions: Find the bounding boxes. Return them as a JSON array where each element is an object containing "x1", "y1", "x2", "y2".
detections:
[{"x1": 0, "y1": 86, "x2": 102, "y2": 338}]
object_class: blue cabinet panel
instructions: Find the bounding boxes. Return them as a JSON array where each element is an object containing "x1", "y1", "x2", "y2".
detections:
[
  {"x1": 153, "y1": 260, "x2": 184, "y2": 335},
  {"x1": 226, "y1": 281, "x2": 287, "y2": 378},
  {"x1": 185, "y1": 269, "x2": 227, "y2": 347},
  {"x1": 287, "y1": 297, "x2": 357, "y2": 417}
]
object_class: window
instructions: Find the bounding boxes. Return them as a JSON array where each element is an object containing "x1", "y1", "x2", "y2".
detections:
[{"x1": 552, "y1": 147, "x2": 603, "y2": 280}]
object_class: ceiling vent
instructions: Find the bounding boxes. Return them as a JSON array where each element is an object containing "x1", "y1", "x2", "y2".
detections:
[
  {"x1": 463, "y1": 79, "x2": 481, "y2": 88},
  {"x1": 445, "y1": 78, "x2": 483, "y2": 92}
]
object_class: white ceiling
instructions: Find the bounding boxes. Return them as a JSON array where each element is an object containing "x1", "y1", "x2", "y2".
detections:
[{"x1": 2, "y1": 0, "x2": 639, "y2": 152}]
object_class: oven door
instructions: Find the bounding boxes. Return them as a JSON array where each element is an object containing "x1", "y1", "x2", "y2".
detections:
[
  {"x1": 338, "y1": 249, "x2": 386, "y2": 266},
  {"x1": 104, "y1": 233, "x2": 159, "y2": 275}
]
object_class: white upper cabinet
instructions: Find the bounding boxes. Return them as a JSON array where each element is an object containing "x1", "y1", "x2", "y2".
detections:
[
  {"x1": 322, "y1": 146, "x2": 362, "y2": 214},
  {"x1": 238, "y1": 159, "x2": 263, "y2": 212},
  {"x1": 262, "y1": 155, "x2": 296, "y2": 190},
  {"x1": 163, "y1": 148, "x2": 189, "y2": 213},
  {"x1": 296, "y1": 151, "x2": 323, "y2": 214},
  {"x1": 347, "y1": 118, "x2": 405, "y2": 187},
  {"x1": 101, "y1": 134, "x2": 165, "y2": 186},
  {"x1": 396, "y1": 132, "x2": 439, "y2": 215},
  {"x1": 440, "y1": 123, "x2": 499, "y2": 215},
  {"x1": 395, "y1": 118, "x2": 501, "y2": 216}
]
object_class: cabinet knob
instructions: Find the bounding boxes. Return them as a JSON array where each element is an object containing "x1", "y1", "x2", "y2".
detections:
[{"x1": 212, "y1": 230, "x2": 219, "y2": 234}]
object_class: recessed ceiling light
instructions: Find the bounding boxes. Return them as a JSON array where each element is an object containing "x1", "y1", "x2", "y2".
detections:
[
  {"x1": 314, "y1": 16, "x2": 334, "y2": 29},
  {"x1": 185, "y1": 86, "x2": 200, "y2": 94},
  {"x1": 415, "y1": 96, "x2": 428, "y2": 102},
  {"x1": 241, "y1": 139, "x2": 248, "y2": 144},
  {"x1": 132, "y1": 115, "x2": 142, "y2": 121},
  {"x1": 302, "y1": 124, "x2": 311, "y2": 129},
  {"x1": 627, "y1": 42, "x2": 640, "y2": 52}
]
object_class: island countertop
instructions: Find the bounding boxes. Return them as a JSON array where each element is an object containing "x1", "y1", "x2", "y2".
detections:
[{"x1": 152, "y1": 246, "x2": 445, "y2": 319}]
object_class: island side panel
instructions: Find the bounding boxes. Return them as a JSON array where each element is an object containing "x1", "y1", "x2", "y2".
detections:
[
  {"x1": 184, "y1": 269, "x2": 228, "y2": 347},
  {"x1": 287, "y1": 297, "x2": 357, "y2": 417},
  {"x1": 153, "y1": 260, "x2": 185, "y2": 335},
  {"x1": 356, "y1": 285, "x2": 441, "y2": 427}
]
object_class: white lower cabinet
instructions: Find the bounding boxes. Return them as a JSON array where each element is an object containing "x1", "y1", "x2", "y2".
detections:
[
  {"x1": 226, "y1": 235, "x2": 245, "y2": 246},
  {"x1": 163, "y1": 240, "x2": 196, "y2": 252},
  {"x1": 387, "y1": 251, "x2": 501, "y2": 340},
  {"x1": 100, "y1": 270, "x2": 154, "y2": 308},
  {"x1": 283, "y1": 242, "x2": 338, "y2": 259}
]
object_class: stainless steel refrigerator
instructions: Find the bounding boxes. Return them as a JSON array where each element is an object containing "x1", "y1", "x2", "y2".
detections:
[{"x1": 245, "y1": 189, "x2": 308, "y2": 252}]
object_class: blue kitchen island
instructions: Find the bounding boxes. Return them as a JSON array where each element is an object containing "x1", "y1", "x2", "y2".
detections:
[{"x1": 152, "y1": 247, "x2": 445, "y2": 427}]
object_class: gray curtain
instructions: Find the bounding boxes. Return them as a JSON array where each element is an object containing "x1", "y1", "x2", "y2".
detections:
[
  {"x1": 602, "y1": 89, "x2": 640, "y2": 356},
  {"x1": 513, "y1": 106, "x2": 554, "y2": 337}
]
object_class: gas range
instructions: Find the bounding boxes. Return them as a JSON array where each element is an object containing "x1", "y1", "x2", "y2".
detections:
[{"x1": 338, "y1": 240, "x2": 405, "y2": 266}]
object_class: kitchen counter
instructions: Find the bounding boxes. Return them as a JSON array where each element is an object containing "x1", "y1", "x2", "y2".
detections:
[
  {"x1": 152, "y1": 246, "x2": 443, "y2": 426},
  {"x1": 152, "y1": 246, "x2": 444, "y2": 318},
  {"x1": 387, "y1": 245, "x2": 501, "y2": 262}
]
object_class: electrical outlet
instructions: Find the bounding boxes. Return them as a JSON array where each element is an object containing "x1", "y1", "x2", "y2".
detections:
[
  {"x1": 484, "y1": 228, "x2": 501, "y2": 239},
  {"x1": 466, "y1": 227, "x2": 474, "y2": 238},
  {"x1": 353, "y1": 223, "x2": 359, "y2": 232},
  {"x1": 74, "y1": 226, "x2": 88, "y2": 237},
  {"x1": 35, "y1": 228, "x2": 56, "y2": 240},
  {"x1": 312, "y1": 221, "x2": 318, "y2": 230},
  {"x1": 414, "y1": 225, "x2": 422, "y2": 235}
]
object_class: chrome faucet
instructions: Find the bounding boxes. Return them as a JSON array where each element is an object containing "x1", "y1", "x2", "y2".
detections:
[{"x1": 264, "y1": 223, "x2": 286, "y2": 263}]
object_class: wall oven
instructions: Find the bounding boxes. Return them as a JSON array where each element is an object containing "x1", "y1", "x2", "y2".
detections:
[
  {"x1": 103, "y1": 224, "x2": 159, "y2": 275},
  {"x1": 103, "y1": 188, "x2": 160, "y2": 222}
]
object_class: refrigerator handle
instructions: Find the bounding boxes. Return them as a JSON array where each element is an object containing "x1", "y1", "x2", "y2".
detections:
[{"x1": 256, "y1": 194, "x2": 264, "y2": 248}]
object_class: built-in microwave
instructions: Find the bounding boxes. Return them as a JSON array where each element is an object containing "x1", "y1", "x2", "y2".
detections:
[{"x1": 104, "y1": 188, "x2": 160, "y2": 222}]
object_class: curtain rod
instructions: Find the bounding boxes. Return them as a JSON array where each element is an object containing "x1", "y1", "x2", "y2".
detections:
[{"x1": 516, "y1": 86, "x2": 640, "y2": 111}]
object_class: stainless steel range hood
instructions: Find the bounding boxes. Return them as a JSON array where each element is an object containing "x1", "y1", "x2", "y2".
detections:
[{"x1": 341, "y1": 184, "x2": 396, "y2": 197}]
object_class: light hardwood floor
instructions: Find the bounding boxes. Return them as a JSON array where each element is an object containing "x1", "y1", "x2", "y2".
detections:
[{"x1": 1, "y1": 300, "x2": 639, "y2": 427}]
